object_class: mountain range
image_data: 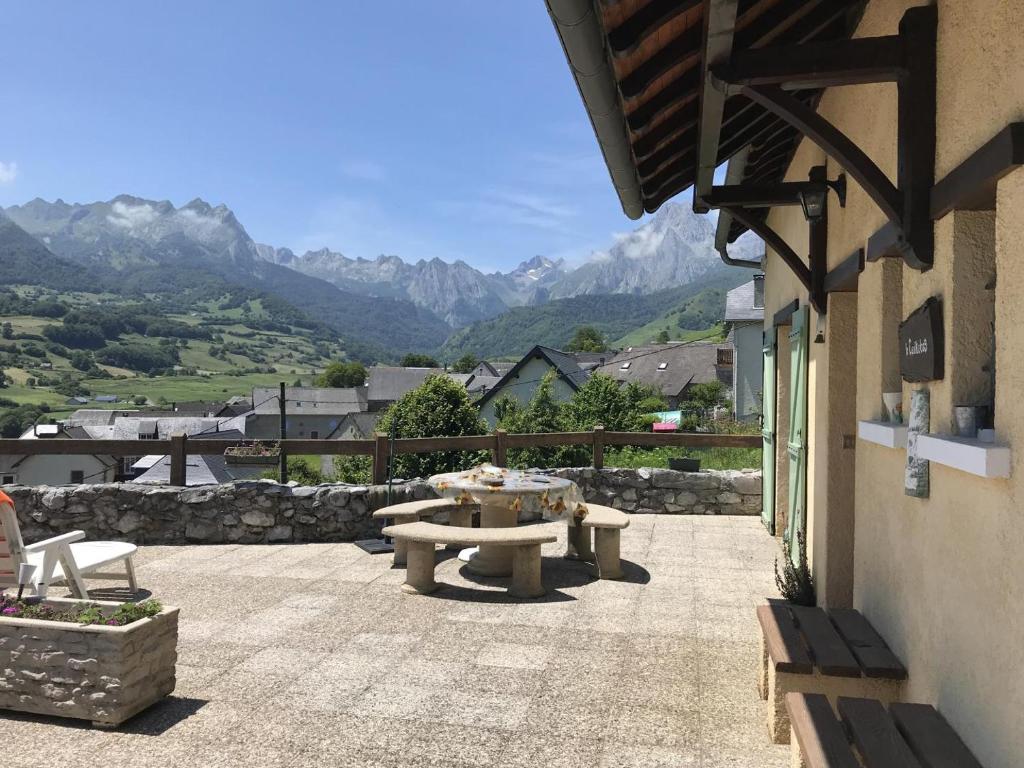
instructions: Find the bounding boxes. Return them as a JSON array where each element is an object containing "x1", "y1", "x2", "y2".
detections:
[{"x1": 0, "y1": 195, "x2": 761, "y2": 359}]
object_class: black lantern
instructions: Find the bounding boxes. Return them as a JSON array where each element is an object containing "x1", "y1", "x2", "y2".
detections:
[{"x1": 799, "y1": 172, "x2": 846, "y2": 222}]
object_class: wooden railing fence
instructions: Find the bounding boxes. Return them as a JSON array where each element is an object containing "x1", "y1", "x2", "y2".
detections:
[{"x1": 0, "y1": 426, "x2": 760, "y2": 486}]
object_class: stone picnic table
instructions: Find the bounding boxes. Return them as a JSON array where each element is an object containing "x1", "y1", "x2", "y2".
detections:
[{"x1": 427, "y1": 465, "x2": 587, "y2": 577}]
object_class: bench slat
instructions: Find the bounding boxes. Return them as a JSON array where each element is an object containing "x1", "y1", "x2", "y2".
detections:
[
  {"x1": 382, "y1": 521, "x2": 557, "y2": 547},
  {"x1": 890, "y1": 703, "x2": 983, "y2": 768},
  {"x1": 579, "y1": 504, "x2": 630, "y2": 529},
  {"x1": 786, "y1": 693, "x2": 860, "y2": 768},
  {"x1": 837, "y1": 697, "x2": 923, "y2": 768},
  {"x1": 828, "y1": 608, "x2": 907, "y2": 679},
  {"x1": 372, "y1": 499, "x2": 461, "y2": 520},
  {"x1": 757, "y1": 604, "x2": 813, "y2": 673},
  {"x1": 791, "y1": 606, "x2": 862, "y2": 678}
]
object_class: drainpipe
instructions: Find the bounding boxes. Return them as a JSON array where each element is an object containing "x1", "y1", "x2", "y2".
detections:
[{"x1": 714, "y1": 149, "x2": 763, "y2": 269}]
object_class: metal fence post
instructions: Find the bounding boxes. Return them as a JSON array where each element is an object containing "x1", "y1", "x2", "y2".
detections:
[
  {"x1": 592, "y1": 425, "x2": 605, "y2": 470},
  {"x1": 372, "y1": 432, "x2": 389, "y2": 485},
  {"x1": 170, "y1": 433, "x2": 187, "y2": 486}
]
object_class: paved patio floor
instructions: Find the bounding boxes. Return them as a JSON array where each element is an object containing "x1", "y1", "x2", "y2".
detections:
[{"x1": 4, "y1": 515, "x2": 789, "y2": 767}]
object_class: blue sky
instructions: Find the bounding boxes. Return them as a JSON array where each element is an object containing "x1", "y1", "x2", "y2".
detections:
[{"x1": 0, "y1": 1, "x2": 685, "y2": 272}]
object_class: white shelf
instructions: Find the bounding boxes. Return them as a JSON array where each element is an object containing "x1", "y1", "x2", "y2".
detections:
[
  {"x1": 858, "y1": 420, "x2": 908, "y2": 449},
  {"x1": 916, "y1": 434, "x2": 1011, "y2": 478}
]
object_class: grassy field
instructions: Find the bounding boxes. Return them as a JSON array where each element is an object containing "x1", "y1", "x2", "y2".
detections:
[
  {"x1": 1, "y1": 287, "x2": 343, "y2": 416},
  {"x1": 614, "y1": 322, "x2": 726, "y2": 348},
  {"x1": 604, "y1": 444, "x2": 761, "y2": 471}
]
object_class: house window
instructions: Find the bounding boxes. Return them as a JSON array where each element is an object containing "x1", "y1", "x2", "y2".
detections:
[
  {"x1": 70, "y1": 470, "x2": 85, "y2": 484},
  {"x1": 657, "y1": 362, "x2": 668, "y2": 371},
  {"x1": 310, "y1": 430, "x2": 319, "y2": 439},
  {"x1": 717, "y1": 349, "x2": 734, "y2": 365},
  {"x1": 620, "y1": 362, "x2": 631, "y2": 370},
  {"x1": 1, "y1": 474, "x2": 14, "y2": 485}
]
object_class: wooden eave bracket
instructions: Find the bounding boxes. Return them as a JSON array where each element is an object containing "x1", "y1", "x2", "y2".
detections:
[{"x1": 710, "y1": 5, "x2": 937, "y2": 271}]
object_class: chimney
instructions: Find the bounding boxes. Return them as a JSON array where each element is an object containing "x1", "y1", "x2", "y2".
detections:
[{"x1": 753, "y1": 274, "x2": 765, "y2": 309}]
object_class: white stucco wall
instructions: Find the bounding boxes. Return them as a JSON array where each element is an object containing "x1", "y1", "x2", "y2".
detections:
[
  {"x1": 732, "y1": 322, "x2": 763, "y2": 420},
  {"x1": 478, "y1": 356, "x2": 578, "y2": 427}
]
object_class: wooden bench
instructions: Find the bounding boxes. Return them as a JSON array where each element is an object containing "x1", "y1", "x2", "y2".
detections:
[
  {"x1": 372, "y1": 499, "x2": 475, "y2": 565},
  {"x1": 758, "y1": 603, "x2": 907, "y2": 743},
  {"x1": 787, "y1": 693, "x2": 983, "y2": 768},
  {"x1": 565, "y1": 504, "x2": 630, "y2": 580},
  {"x1": 382, "y1": 521, "x2": 557, "y2": 599}
]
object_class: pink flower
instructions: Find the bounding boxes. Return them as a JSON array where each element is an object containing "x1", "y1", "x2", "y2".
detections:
[{"x1": 2, "y1": 606, "x2": 19, "y2": 616}]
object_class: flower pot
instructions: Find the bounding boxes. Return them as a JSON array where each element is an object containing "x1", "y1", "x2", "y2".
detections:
[
  {"x1": 0, "y1": 598, "x2": 178, "y2": 726},
  {"x1": 668, "y1": 457, "x2": 701, "y2": 472},
  {"x1": 224, "y1": 452, "x2": 280, "y2": 466}
]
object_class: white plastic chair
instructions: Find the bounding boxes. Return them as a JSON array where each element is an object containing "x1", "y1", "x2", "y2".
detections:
[{"x1": 0, "y1": 496, "x2": 138, "y2": 598}]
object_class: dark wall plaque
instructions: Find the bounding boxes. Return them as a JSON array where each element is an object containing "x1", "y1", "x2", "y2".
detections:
[{"x1": 900, "y1": 296, "x2": 944, "y2": 382}]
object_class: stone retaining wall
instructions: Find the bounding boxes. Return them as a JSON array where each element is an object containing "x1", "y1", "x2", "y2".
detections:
[
  {"x1": 548, "y1": 467, "x2": 762, "y2": 516},
  {"x1": 2, "y1": 468, "x2": 761, "y2": 545}
]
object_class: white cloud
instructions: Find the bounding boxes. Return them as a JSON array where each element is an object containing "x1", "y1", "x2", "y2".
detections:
[
  {"x1": 437, "y1": 188, "x2": 580, "y2": 233},
  {"x1": 107, "y1": 201, "x2": 158, "y2": 229},
  {"x1": 611, "y1": 225, "x2": 666, "y2": 260},
  {"x1": 0, "y1": 161, "x2": 18, "y2": 184}
]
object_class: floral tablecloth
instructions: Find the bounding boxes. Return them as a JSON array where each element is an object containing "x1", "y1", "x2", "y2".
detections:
[{"x1": 427, "y1": 464, "x2": 588, "y2": 524}]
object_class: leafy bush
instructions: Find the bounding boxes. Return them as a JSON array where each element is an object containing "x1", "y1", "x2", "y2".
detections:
[
  {"x1": 332, "y1": 454, "x2": 372, "y2": 484},
  {"x1": 775, "y1": 531, "x2": 815, "y2": 606},
  {"x1": 375, "y1": 374, "x2": 487, "y2": 479},
  {"x1": 42, "y1": 323, "x2": 106, "y2": 350}
]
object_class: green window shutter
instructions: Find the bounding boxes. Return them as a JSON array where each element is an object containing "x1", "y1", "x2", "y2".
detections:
[
  {"x1": 761, "y1": 328, "x2": 777, "y2": 533},
  {"x1": 785, "y1": 306, "x2": 809, "y2": 564}
]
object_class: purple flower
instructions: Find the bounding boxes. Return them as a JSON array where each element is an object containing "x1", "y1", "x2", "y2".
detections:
[
  {"x1": 2, "y1": 606, "x2": 19, "y2": 616},
  {"x1": 106, "y1": 618, "x2": 120, "y2": 626}
]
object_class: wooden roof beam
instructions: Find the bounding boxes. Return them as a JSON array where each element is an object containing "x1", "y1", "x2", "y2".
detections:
[
  {"x1": 714, "y1": 35, "x2": 904, "y2": 91},
  {"x1": 722, "y1": 205, "x2": 812, "y2": 292},
  {"x1": 608, "y1": 0, "x2": 702, "y2": 59}
]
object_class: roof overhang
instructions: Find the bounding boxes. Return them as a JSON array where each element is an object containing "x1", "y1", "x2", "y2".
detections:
[{"x1": 545, "y1": 0, "x2": 867, "y2": 221}]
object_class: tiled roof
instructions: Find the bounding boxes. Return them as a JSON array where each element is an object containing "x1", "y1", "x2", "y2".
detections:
[
  {"x1": 595, "y1": 342, "x2": 731, "y2": 398},
  {"x1": 725, "y1": 280, "x2": 765, "y2": 323},
  {"x1": 251, "y1": 387, "x2": 366, "y2": 416}
]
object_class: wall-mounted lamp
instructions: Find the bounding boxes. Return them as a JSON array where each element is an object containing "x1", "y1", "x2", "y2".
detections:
[
  {"x1": 799, "y1": 173, "x2": 847, "y2": 223},
  {"x1": 814, "y1": 313, "x2": 827, "y2": 344}
]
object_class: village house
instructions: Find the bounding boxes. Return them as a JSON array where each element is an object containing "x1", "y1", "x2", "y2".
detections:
[
  {"x1": 547, "y1": 0, "x2": 1024, "y2": 763},
  {"x1": 0, "y1": 423, "x2": 116, "y2": 486},
  {"x1": 594, "y1": 342, "x2": 733, "y2": 410},
  {"x1": 724, "y1": 276, "x2": 766, "y2": 420},
  {"x1": 476, "y1": 345, "x2": 592, "y2": 427},
  {"x1": 246, "y1": 386, "x2": 365, "y2": 439}
]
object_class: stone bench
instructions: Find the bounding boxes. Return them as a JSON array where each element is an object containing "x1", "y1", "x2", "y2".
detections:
[
  {"x1": 565, "y1": 504, "x2": 630, "y2": 580},
  {"x1": 758, "y1": 603, "x2": 907, "y2": 744},
  {"x1": 382, "y1": 521, "x2": 557, "y2": 599},
  {"x1": 372, "y1": 499, "x2": 474, "y2": 565},
  {"x1": 788, "y1": 693, "x2": 983, "y2": 768}
]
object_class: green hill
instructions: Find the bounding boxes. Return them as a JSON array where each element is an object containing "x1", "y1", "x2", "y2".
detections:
[{"x1": 441, "y1": 270, "x2": 747, "y2": 359}]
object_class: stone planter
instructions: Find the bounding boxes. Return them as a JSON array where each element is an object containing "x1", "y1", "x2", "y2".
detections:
[{"x1": 0, "y1": 598, "x2": 179, "y2": 726}]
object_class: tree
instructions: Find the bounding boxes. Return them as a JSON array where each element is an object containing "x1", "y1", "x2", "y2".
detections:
[
  {"x1": 497, "y1": 372, "x2": 587, "y2": 468},
  {"x1": 335, "y1": 374, "x2": 486, "y2": 482},
  {"x1": 70, "y1": 350, "x2": 95, "y2": 372},
  {"x1": 1, "y1": 322, "x2": 12, "y2": 340},
  {"x1": 656, "y1": 329, "x2": 670, "y2": 344},
  {"x1": 683, "y1": 380, "x2": 729, "y2": 416},
  {"x1": 400, "y1": 353, "x2": 441, "y2": 368},
  {"x1": 566, "y1": 325, "x2": 606, "y2": 353},
  {"x1": 563, "y1": 374, "x2": 665, "y2": 433},
  {"x1": 451, "y1": 353, "x2": 480, "y2": 374},
  {"x1": 315, "y1": 361, "x2": 367, "y2": 388}
]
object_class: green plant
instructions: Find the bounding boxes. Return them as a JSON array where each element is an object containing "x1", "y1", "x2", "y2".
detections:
[
  {"x1": 775, "y1": 531, "x2": 815, "y2": 606},
  {"x1": 566, "y1": 325, "x2": 607, "y2": 353},
  {"x1": 332, "y1": 454, "x2": 372, "y2": 483},
  {"x1": 315, "y1": 360, "x2": 366, "y2": 388},
  {"x1": 0, "y1": 596, "x2": 163, "y2": 626}
]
